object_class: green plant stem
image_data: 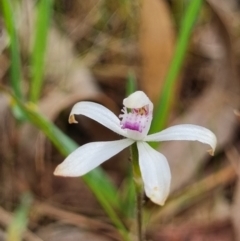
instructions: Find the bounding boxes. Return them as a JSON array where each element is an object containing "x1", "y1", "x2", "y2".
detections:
[
  {"x1": 150, "y1": 0, "x2": 203, "y2": 143},
  {"x1": 131, "y1": 143, "x2": 145, "y2": 241},
  {"x1": 136, "y1": 189, "x2": 144, "y2": 241},
  {"x1": 126, "y1": 71, "x2": 137, "y2": 96}
]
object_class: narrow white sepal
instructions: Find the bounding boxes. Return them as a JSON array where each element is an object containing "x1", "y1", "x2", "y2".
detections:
[
  {"x1": 144, "y1": 124, "x2": 217, "y2": 155},
  {"x1": 69, "y1": 101, "x2": 128, "y2": 137},
  {"x1": 137, "y1": 141, "x2": 171, "y2": 205},
  {"x1": 54, "y1": 139, "x2": 134, "y2": 177}
]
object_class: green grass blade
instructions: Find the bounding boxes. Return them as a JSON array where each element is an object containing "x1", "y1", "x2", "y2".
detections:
[
  {"x1": 118, "y1": 176, "x2": 135, "y2": 218},
  {"x1": 29, "y1": 0, "x2": 53, "y2": 103},
  {"x1": 150, "y1": 0, "x2": 203, "y2": 143},
  {"x1": 7, "y1": 193, "x2": 33, "y2": 241},
  {"x1": 0, "y1": 86, "x2": 129, "y2": 240},
  {"x1": 1, "y1": 0, "x2": 23, "y2": 100},
  {"x1": 126, "y1": 71, "x2": 137, "y2": 96}
]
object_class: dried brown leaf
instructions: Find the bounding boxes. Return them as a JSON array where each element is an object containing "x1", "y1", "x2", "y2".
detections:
[{"x1": 139, "y1": 0, "x2": 175, "y2": 103}]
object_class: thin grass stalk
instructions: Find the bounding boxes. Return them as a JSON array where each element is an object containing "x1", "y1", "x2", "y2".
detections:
[
  {"x1": 2, "y1": 0, "x2": 23, "y2": 100},
  {"x1": 7, "y1": 193, "x2": 33, "y2": 241},
  {"x1": 150, "y1": 0, "x2": 203, "y2": 145},
  {"x1": 29, "y1": 0, "x2": 53, "y2": 103}
]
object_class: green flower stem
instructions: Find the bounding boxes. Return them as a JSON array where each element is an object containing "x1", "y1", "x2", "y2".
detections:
[{"x1": 131, "y1": 143, "x2": 145, "y2": 241}]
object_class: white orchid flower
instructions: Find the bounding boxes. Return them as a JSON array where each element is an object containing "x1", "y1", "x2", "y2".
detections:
[{"x1": 54, "y1": 91, "x2": 217, "y2": 205}]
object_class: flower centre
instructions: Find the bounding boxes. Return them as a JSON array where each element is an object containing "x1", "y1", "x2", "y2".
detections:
[{"x1": 119, "y1": 105, "x2": 150, "y2": 133}]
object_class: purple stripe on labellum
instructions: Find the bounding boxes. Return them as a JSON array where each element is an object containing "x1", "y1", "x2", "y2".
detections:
[
  {"x1": 119, "y1": 106, "x2": 152, "y2": 138},
  {"x1": 122, "y1": 121, "x2": 142, "y2": 132}
]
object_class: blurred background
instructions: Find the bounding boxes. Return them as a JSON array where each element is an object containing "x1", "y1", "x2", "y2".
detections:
[{"x1": 0, "y1": 0, "x2": 240, "y2": 240}]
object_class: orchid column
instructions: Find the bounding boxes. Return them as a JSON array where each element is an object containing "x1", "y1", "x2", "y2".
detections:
[{"x1": 54, "y1": 91, "x2": 217, "y2": 240}]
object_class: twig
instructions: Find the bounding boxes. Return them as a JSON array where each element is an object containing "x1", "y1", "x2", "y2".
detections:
[{"x1": 33, "y1": 202, "x2": 122, "y2": 241}]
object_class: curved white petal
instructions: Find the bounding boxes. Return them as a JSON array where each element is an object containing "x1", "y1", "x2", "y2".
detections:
[
  {"x1": 69, "y1": 101, "x2": 128, "y2": 137},
  {"x1": 137, "y1": 142, "x2": 171, "y2": 205},
  {"x1": 54, "y1": 139, "x2": 134, "y2": 177},
  {"x1": 145, "y1": 124, "x2": 217, "y2": 155}
]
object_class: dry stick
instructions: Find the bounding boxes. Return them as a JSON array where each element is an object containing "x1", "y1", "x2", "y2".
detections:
[
  {"x1": 33, "y1": 202, "x2": 122, "y2": 241},
  {"x1": 225, "y1": 147, "x2": 240, "y2": 176},
  {"x1": 0, "y1": 207, "x2": 43, "y2": 241}
]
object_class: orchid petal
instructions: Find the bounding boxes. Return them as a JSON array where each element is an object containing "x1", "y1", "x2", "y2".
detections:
[
  {"x1": 137, "y1": 142, "x2": 171, "y2": 205},
  {"x1": 123, "y1": 91, "x2": 153, "y2": 110},
  {"x1": 145, "y1": 124, "x2": 217, "y2": 155},
  {"x1": 69, "y1": 101, "x2": 127, "y2": 137},
  {"x1": 54, "y1": 139, "x2": 134, "y2": 177}
]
